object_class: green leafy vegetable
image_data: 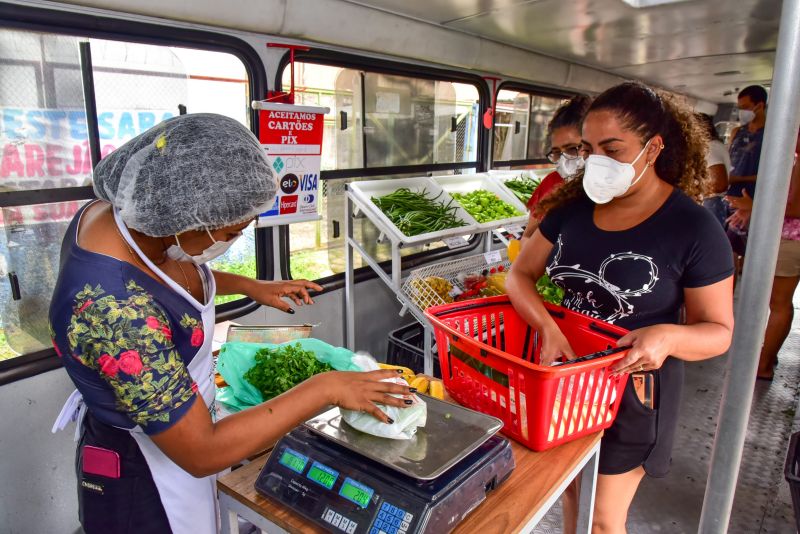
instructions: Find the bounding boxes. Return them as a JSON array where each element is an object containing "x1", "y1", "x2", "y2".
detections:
[
  {"x1": 372, "y1": 188, "x2": 467, "y2": 236},
  {"x1": 536, "y1": 274, "x2": 564, "y2": 305},
  {"x1": 244, "y1": 343, "x2": 333, "y2": 401},
  {"x1": 503, "y1": 175, "x2": 542, "y2": 204},
  {"x1": 451, "y1": 190, "x2": 522, "y2": 223}
]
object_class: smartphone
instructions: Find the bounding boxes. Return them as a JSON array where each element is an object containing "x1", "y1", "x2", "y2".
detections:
[
  {"x1": 631, "y1": 372, "x2": 656, "y2": 410},
  {"x1": 82, "y1": 445, "x2": 121, "y2": 479}
]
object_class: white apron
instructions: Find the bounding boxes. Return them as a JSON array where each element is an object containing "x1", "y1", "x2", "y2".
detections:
[{"x1": 54, "y1": 209, "x2": 219, "y2": 534}]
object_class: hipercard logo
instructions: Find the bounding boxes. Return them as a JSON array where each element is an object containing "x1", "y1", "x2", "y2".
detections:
[{"x1": 280, "y1": 195, "x2": 298, "y2": 214}]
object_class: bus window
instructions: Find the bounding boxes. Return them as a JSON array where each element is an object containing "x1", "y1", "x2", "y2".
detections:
[
  {"x1": 492, "y1": 87, "x2": 565, "y2": 169},
  {"x1": 282, "y1": 62, "x2": 480, "y2": 281},
  {"x1": 0, "y1": 29, "x2": 255, "y2": 363}
]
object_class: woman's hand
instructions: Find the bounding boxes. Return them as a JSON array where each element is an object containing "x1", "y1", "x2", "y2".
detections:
[
  {"x1": 727, "y1": 208, "x2": 751, "y2": 231},
  {"x1": 725, "y1": 190, "x2": 753, "y2": 211},
  {"x1": 247, "y1": 280, "x2": 324, "y2": 314},
  {"x1": 611, "y1": 325, "x2": 675, "y2": 374},
  {"x1": 317, "y1": 370, "x2": 414, "y2": 423},
  {"x1": 539, "y1": 326, "x2": 576, "y2": 366}
]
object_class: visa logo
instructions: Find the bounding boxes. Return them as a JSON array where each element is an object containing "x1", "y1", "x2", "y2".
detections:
[{"x1": 300, "y1": 174, "x2": 318, "y2": 192}]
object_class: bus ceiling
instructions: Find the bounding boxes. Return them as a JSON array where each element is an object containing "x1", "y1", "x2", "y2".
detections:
[{"x1": 27, "y1": 0, "x2": 777, "y2": 105}]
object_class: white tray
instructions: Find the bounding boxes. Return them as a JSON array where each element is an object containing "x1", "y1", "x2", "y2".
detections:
[
  {"x1": 433, "y1": 174, "x2": 529, "y2": 231},
  {"x1": 348, "y1": 177, "x2": 479, "y2": 245}
]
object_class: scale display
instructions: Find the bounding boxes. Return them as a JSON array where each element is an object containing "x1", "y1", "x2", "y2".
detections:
[
  {"x1": 307, "y1": 461, "x2": 339, "y2": 490},
  {"x1": 339, "y1": 477, "x2": 374, "y2": 509},
  {"x1": 278, "y1": 447, "x2": 307, "y2": 474}
]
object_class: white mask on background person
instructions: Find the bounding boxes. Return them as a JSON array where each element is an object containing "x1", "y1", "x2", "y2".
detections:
[
  {"x1": 582, "y1": 139, "x2": 653, "y2": 204},
  {"x1": 556, "y1": 153, "x2": 585, "y2": 179},
  {"x1": 738, "y1": 109, "x2": 756, "y2": 124},
  {"x1": 166, "y1": 229, "x2": 241, "y2": 265}
]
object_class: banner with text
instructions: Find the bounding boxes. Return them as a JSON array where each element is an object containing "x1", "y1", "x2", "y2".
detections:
[{"x1": 254, "y1": 102, "x2": 329, "y2": 227}]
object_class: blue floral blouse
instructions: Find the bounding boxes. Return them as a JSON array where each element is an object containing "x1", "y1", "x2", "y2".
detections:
[{"x1": 49, "y1": 204, "x2": 205, "y2": 435}]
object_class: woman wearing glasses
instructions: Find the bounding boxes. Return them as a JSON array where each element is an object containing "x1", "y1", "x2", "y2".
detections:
[{"x1": 520, "y1": 95, "x2": 592, "y2": 247}]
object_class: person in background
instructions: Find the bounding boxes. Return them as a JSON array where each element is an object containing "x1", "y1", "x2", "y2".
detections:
[
  {"x1": 507, "y1": 82, "x2": 734, "y2": 533},
  {"x1": 48, "y1": 114, "x2": 413, "y2": 534},
  {"x1": 727, "y1": 85, "x2": 768, "y2": 271},
  {"x1": 728, "y1": 130, "x2": 800, "y2": 380},
  {"x1": 698, "y1": 113, "x2": 731, "y2": 228},
  {"x1": 519, "y1": 95, "x2": 592, "y2": 248}
]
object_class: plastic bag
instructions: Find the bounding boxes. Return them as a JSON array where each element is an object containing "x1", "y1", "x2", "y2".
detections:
[
  {"x1": 216, "y1": 339, "x2": 361, "y2": 412},
  {"x1": 339, "y1": 353, "x2": 427, "y2": 440}
]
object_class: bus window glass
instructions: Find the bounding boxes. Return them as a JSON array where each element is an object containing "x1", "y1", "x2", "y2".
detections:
[
  {"x1": 527, "y1": 94, "x2": 563, "y2": 160},
  {"x1": 493, "y1": 90, "x2": 530, "y2": 161}
]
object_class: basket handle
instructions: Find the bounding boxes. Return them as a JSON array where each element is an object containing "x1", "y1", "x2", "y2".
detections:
[{"x1": 589, "y1": 322, "x2": 624, "y2": 340}]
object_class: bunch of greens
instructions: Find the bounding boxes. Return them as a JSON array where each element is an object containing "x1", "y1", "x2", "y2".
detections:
[
  {"x1": 451, "y1": 190, "x2": 522, "y2": 223},
  {"x1": 372, "y1": 188, "x2": 467, "y2": 236},
  {"x1": 503, "y1": 176, "x2": 542, "y2": 204},
  {"x1": 536, "y1": 274, "x2": 564, "y2": 304},
  {"x1": 244, "y1": 343, "x2": 333, "y2": 401}
]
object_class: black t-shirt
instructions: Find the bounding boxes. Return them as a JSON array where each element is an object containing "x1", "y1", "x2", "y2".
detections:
[{"x1": 539, "y1": 188, "x2": 734, "y2": 331}]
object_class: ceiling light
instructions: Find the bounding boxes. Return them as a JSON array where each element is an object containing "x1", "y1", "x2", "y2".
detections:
[
  {"x1": 714, "y1": 70, "x2": 742, "y2": 76},
  {"x1": 620, "y1": 0, "x2": 691, "y2": 7}
]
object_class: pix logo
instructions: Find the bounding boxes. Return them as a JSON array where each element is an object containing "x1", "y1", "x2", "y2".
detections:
[{"x1": 272, "y1": 157, "x2": 284, "y2": 173}]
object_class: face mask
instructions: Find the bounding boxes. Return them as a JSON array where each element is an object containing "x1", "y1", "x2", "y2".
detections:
[
  {"x1": 738, "y1": 109, "x2": 755, "y2": 124},
  {"x1": 556, "y1": 154, "x2": 585, "y2": 179},
  {"x1": 166, "y1": 229, "x2": 241, "y2": 265},
  {"x1": 582, "y1": 139, "x2": 652, "y2": 204}
]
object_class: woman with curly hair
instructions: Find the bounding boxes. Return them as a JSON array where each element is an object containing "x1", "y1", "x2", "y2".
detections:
[{"x1": 507, "y1": 82, "x2": 735, "y2": 532}]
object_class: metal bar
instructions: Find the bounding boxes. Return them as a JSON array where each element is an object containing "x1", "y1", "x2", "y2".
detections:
[
  {"x1": 319, "y1": 161, "x2": 478, "y2": 181},
  {"x1": 78, "y1": 41, "x2": 101, "y2": 169},
  {"x1": 699, "y1": 0, "x2": 800, "y2": 531},
  {"x1": 217, "y1": 492, "x2": 289, "y2": 534},
  {"x1": 344, "y1": 192, "x2": 356, "y2": 350},
  {"x1": 0, "y1": 186, "x2": 95, "y2": 209},
  {"x1": 391, "y1": 241, "x2": 402, "y2": 290},
  {"x1": 576, "y1": 442, "x2": 600, "y2": 533},
  {"x1": 423, "y1": 325, "x2": 433, "y2": 376}
]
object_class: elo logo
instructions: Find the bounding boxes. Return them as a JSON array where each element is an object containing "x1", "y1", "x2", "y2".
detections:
[
  {"x1": 303, "y1": 194, "x2": 315, "y2": 204},
  {"x1": 280, "y1": 195, "x2": 298, "y2": 214},
  {"x1": 280, "y1": 173, "x2": 300, "y2": 194}
]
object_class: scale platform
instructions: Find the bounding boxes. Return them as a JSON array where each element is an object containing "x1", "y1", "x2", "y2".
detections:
[{"x1": 255, "y1": 401, "x2": 515, "y2": 533}]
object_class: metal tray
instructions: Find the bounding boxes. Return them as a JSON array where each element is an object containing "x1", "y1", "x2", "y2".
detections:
[{"x1": 303, "y1": 395, "x2": 503, "y2": 480}]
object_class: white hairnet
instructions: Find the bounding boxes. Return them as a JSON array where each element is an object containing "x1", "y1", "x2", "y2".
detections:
[{"x1": 93, "y1": 113, "x2": 277, "y2": 237}]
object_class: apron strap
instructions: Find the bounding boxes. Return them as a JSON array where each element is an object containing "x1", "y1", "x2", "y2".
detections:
[{"x1": 52, "y1": 389, "x2": 88, "y2": 441}]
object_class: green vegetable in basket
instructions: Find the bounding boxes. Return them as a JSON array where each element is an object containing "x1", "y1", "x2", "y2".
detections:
[
  {"x1": 244, "y1": 343, "x2": 333, "y2": 401},
  {"x1": 503, "y1": 175, "x2": 542, "y2": 204},
  {"x1": 451, "y1": 190, "x2": 522, "y2": 223},
  {"x1": 371, "y1": 188, "x2": 467, "y2": 236},
  {"x1": 536, "y1": 274, "x2": 564, "y2": 305}
]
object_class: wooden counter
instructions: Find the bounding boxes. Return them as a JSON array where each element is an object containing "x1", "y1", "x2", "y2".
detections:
[{"x1": 217, "y1": 430, "x2": 602, "y2": 533}]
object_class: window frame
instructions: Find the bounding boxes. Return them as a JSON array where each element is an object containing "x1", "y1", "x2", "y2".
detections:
[
  {"x1": 491, "y1": 82, "x2": 574, "y2": 168},
  {"x1": 0, "y1": 2, "x2": 270, "y2": 384},
  {"x1": 276, "y1": 49, "x2": 489, "y2": 284}
]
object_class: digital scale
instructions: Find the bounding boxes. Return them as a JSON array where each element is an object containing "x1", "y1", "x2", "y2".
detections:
[{"x1": 255, "y1": 397, "x2": 515, "y2": 534}]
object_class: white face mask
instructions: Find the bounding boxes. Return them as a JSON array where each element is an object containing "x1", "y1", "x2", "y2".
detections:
[
  {"x1": 738, "y1": 109, "x2": 755, "y2": 124},
  {"x1": 166, "y1": 229, "x2": 241, "y2": 265},
  {"x1": 556, "y1": 153, "x2": 585, "y2": 179},
  {"x1": 582, "y1": 139, "x2": 652, "y2": 204}
]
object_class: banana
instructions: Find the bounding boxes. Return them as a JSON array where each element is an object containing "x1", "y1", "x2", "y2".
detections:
[
  {"x1": 378, "y1": 363, "x2": 415, "y2": 383},
  {"x1": 410, "y1": 376, "x2": 430, "y2": 394},
  {"x1": 428, "y1": 380, "x2": 444, "y2": 399}
]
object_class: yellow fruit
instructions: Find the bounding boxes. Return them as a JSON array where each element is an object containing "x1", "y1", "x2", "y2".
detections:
[
  {"x1": 410, "y1": 376, "x2": 430, "y2": 394},
  {"x1": 429, "y1": 380, "x2": 444, "y2": 399},
  {"x1": 378, "y1": 363, "x2": 415, "y2": 383},
  {"x1": 508, "y1": 239, "x2": 521, "y2": 263},
  {"x1": 487, "y1": 272, "x2": 507, "y2": 294}
]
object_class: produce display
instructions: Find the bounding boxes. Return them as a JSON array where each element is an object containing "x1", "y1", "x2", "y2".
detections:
[
  {"x1": 502, "y1": 175, "x2": 542, "y2": 205},
  {"x1": 454, "y1": 267, "x2": 507, "y2": 302},
  {"x1": 451, "y1": 190, "x2": 522, "y2": 223},
  {"x1": 536, "y1": 274, "x2": 564, "y2": 305},
  {"x1": 378, "y1": 363, "x2": 444, "y2": 399},
  {"x1": 409, "y1": 276, "x2": 453, "y2": 308},
  {"x1": 371, "y1": 188, "x2": 467, "y2": 236},
  {"x1": 244, "y1": 343, "x2": 333, "y2": 401}
]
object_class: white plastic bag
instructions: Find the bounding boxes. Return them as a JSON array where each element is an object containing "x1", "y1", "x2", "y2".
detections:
[{"x1": 339, "y1": 353, "x2": 427, "y2": 440}]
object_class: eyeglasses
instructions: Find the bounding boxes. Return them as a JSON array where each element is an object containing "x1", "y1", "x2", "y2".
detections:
[{"x1": 546, "y1": 145, "x2": 581, "y2": 164}]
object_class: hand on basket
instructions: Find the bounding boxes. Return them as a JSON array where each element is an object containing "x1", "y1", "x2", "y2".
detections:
[
  {"x1": 318, "y1": 370, "x2": 415, "y2": 424},
  {"x1": 611, "y1": 326, "x2": 673, "y2": 375},
  {"x1": 540, "y1": 326, "x2": 576, "y2": 366}
]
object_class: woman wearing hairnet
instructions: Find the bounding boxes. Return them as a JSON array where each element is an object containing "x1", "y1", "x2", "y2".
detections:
[{"x1": 48, "y1": 114, "x2": 412, "y2": 533}]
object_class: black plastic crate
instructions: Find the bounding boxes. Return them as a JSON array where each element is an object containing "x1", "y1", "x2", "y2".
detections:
[
  {"x1": 386, "y1": 322, "x2": 441, "y2": 378},
  {"x1": 784, "y1": 431, "x2": 800, "y2": 531}
]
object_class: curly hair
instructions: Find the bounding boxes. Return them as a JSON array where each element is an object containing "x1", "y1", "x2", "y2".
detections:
[{"x1": 536, "y1": 82, "x2": 711, "y2": 217}]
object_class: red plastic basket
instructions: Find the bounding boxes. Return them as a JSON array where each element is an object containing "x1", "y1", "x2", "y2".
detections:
[{"x1": 425, "y1": 295, "x2": 630, "y2": 451}]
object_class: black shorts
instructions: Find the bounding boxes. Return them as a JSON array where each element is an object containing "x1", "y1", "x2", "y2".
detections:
[{"x1": 598, "y1": 357, "x2": 685, "y2": 477}]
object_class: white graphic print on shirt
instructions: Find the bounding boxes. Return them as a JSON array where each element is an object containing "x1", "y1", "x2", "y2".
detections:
[{"x1": 546, "y1": 235, "x2": 660, "y2": 323}]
